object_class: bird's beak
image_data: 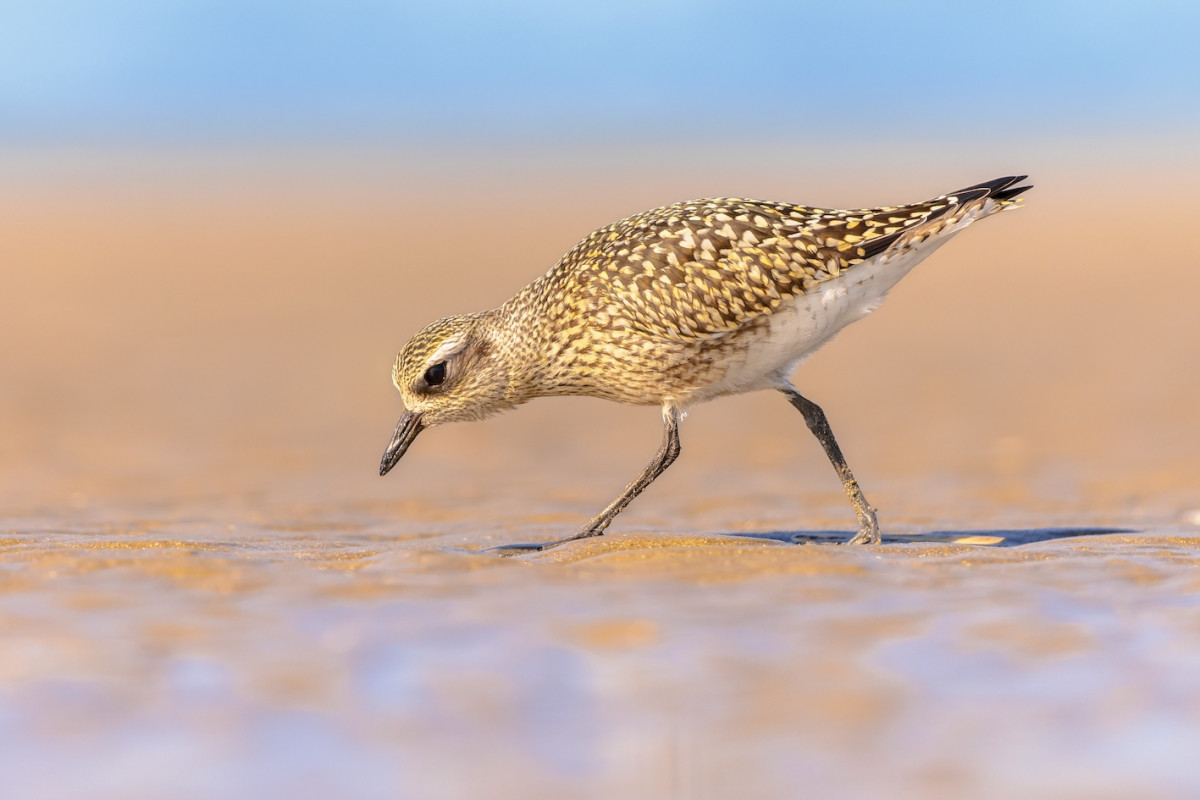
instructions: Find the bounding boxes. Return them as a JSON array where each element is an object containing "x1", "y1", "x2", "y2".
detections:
[{"x1": 379, "y1": 410, "x2": 424, "y2": 476}]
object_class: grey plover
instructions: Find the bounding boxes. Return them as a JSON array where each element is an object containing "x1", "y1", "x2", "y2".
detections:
[{"x1": 380, "y1": 175, "x2": 1031, "y2": 548}]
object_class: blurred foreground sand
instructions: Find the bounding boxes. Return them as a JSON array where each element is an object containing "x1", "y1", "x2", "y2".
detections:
[{"x1": 1, "y1": 142, "x2": 1199, "y2": 799}]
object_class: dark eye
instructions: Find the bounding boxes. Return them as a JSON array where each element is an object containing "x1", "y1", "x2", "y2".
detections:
[{"x1": 423, "y1": 361, "x2": 447, "y2": 386}]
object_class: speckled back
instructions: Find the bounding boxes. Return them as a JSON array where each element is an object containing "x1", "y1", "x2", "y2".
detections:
[{"x1": 521, "y1": 193, "x2": 970, "y2": 345}]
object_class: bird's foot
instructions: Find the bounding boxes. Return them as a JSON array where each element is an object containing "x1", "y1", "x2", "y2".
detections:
[
  {"x1": 485, "y1": 527, "x2": 604, "y2": 557},
  {"x1": 844, "y1": 528, "x2": 880, "y2": 546},
  {"x1": 485, "y1": 540, "x2": 551, "y2": 556},
  {"x1": 844, "y1": 508, "x2": 881, "y2": 545}
]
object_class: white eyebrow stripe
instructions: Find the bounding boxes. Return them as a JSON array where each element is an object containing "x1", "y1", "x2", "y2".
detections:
[{"x1": 427, "y1": 333, "x2": 467, "y2": 366}]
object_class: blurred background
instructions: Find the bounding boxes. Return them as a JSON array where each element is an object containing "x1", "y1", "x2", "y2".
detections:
[
  {"x1": 3, "y1": 3, "x2": 1200, "y2": 799},
  {"x1": 3, "y1": 0, "x2": 1198, "y2": 514}
]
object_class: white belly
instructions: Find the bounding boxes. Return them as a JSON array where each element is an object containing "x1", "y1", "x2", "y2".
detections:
[{"x1": 685, "y1": 236, "x2": 955, "y2": 404}]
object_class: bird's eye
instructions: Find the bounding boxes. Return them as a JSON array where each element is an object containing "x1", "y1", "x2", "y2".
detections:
[{"x1": 423, "y1": 361, "x2": 447, "y2": 386}]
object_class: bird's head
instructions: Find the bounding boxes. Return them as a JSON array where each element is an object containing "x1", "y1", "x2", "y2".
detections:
[{"x1": 379, "y1": 313, "x2": 517, "y2": 476}]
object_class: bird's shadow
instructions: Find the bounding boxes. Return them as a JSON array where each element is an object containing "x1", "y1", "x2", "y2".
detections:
[
  {"x1": 734, "y1": 527, "x2": 1133, "y2": 548},
  {"x1": 482, "y1": 526, "x2": 1133, "y2": 556}
]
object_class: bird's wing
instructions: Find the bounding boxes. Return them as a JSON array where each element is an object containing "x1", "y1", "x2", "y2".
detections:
[{"x1": 562, "y1": 176, "x2": 1029, "y2": 342}]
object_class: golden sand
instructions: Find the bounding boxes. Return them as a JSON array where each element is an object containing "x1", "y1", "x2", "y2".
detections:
[{"x1": 1, "y1": 144, "x2": 1199, "y2": 798}]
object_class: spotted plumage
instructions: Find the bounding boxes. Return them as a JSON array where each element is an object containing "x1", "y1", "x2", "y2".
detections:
[{"x1": 382, "y1": 175, "x2": 1032, "y2": 549}]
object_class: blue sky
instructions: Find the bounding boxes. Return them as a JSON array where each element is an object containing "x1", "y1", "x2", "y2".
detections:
[{"x1": 2, "y1": 1, "x2": 1198, "y2": 145}]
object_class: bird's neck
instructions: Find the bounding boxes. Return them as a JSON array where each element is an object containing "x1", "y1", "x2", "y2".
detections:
[{"x1": 490, "y1": 277, "x2": 580, "y2": 401}]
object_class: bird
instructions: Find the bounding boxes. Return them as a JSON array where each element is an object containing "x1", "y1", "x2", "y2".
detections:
[{"x1": 380, "y1": 175, "x2": 1032, "y2": 550}]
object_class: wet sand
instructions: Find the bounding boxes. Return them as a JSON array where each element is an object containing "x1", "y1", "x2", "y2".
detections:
[{"x1": 2, "y1": 142, "x2": 1200, "y2": 798}]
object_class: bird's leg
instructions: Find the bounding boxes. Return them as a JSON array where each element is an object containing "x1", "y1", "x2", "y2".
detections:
[
  {"x1": 780, "y1": 386, "x2": 881, "y2": 545},
  {"x1": 542, "y1": 405, "x2": 683, "y2": 549},
  {"x1": 567, "y1": 404, "x2": 682, "y2": 541},
  {"x1": 487, "y1": 408, "x2": 682, "y2": 555}
]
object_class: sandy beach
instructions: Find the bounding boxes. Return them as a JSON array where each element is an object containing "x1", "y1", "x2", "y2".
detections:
[{"x1": 2, "y1": 142, "x2": 1199, "y2": 798}]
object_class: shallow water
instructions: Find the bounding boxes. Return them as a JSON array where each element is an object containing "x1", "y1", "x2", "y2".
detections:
[
  {"x1": 3, "y1": 147, "x2": 1200, "y2": 798},
  {"x1": 5, "y1": 510, "x2": 1200, "y2": 800}
]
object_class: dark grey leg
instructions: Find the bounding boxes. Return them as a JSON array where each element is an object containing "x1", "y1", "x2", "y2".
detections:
[
  {"x1": 487, "y1": 407, "x2": 683, "y2": 555},
  {"x1": 561, "y1": 404, "x2": 682, "y2": 545},
  {"x1": 780, "y1": 387, "x2": 881, "y2": 545}
]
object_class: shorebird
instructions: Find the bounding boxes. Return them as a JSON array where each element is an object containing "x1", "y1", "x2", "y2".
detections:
[{"x1": 380, "y1": 175, "x2": 1031, "y2": 549}]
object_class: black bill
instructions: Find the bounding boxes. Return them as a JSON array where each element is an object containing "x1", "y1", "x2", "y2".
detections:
[{"x1": 379, "y1": 411, "x2": 424, "y2": 476}]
